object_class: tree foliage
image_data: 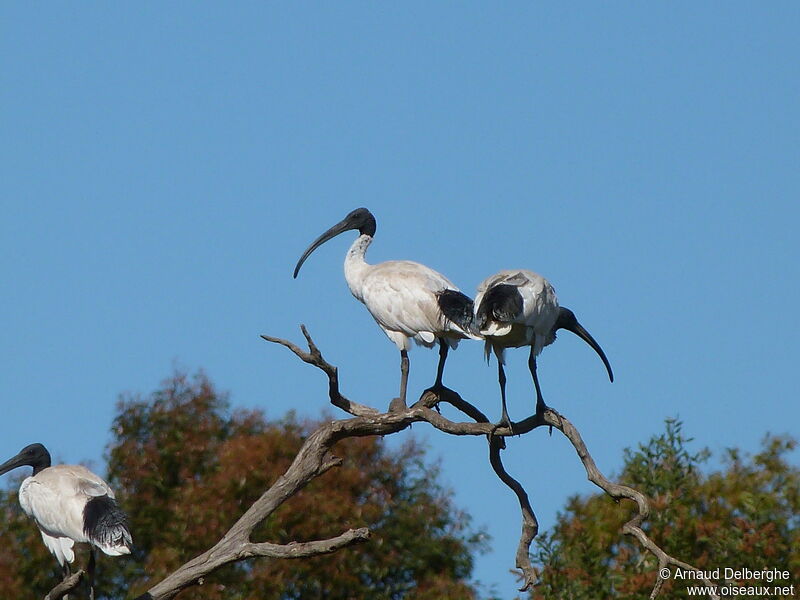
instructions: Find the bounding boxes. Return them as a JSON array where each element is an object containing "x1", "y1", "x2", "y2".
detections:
[
  {"x1": 0, "y1": 480, "x2": 60, "y2": 596},
  {"x1": 6, "y1": 371, "x2": 798, "y2": 600},
  {"x1": 530, "y1": 418, "x2": 800, "y2": 599},
  {"x1": 0, "y1": 371, "x2": 486, "y2": 599}
]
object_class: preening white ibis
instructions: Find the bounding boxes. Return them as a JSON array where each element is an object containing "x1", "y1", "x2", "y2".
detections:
[
  {"x1": 473, "y1": 269, "x2": 613, "y2": 428},
  {"x1": 293, "y1": 207, "x2": 478, "y2": 406},
  {"x1": 0, "y1": 443, "x2": 132, "y2": 599}
]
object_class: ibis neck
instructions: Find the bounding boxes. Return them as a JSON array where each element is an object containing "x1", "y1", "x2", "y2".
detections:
[{"x1": 344, "y1": 234, "x2": 373, "y2": 301}]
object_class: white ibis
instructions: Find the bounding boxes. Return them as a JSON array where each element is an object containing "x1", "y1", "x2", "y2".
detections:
[
  {"x1": 0, "y1": 443, "x2": 132, "y2": 599},
  {"x1": 473, "y1": 269, "x2": 613, "y2": 428},
  {"x1": 293, "y1": 207, "x2": 478, "y2": 406}
]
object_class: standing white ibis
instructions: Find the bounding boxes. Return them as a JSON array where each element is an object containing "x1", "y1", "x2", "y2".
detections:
[
  {"x1": 0, "y1": 443, "x2": 132, "y2": 599},
  {"x1": 473, "y1": 269, "x2": 613, "y2": 428},
  {"x1": 293, "y1": 207, "x2": 478, "y2": 406}
]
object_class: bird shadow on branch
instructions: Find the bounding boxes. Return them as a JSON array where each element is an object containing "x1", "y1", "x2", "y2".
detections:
[{"x1": 131, "y1": 326, "x2": 718, "y2": 600}]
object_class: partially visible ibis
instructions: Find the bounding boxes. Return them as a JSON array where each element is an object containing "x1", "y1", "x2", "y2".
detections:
[
  {"x1": 0, "y1": 443, "x2": 132, "y2": 599},
  {"x1": 473, "y1": 269, "x2": 613, "y2": 428},
  {"x1": 294, "y1": 207, "x2": 478, "y2": 406}
]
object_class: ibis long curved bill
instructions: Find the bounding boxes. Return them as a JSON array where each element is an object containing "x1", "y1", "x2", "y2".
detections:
[
  {"x1": 0, "y1": 451, "x2": 32, "y2": 475},
  {"x1": 293, "y1": 208, "x2": 375, "y2": 278},
  {"x1": 555, "y1": 307, "x2": 614, "y2": 382}
]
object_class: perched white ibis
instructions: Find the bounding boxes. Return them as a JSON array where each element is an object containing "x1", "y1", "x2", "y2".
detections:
[
  {"x1": 0, "y1": 443, "x2": 132, "y2": 599},
  {"x1": 473, "y1": 269, "x2": 613, "y2": 428},
  {"x1": 293, "y1": 207, "x2": 478, "y2": 406}
]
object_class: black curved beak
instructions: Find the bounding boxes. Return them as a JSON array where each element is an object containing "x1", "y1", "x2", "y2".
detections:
[
  {"x1": 556, "y1": 307, "x2": 614, "y2": 382},
  {"x1": 293, "y1": 217, "x2": 354, "y2": 278},
  {"x1": 0, "y1": 452, "x2": 27, "y2": 476}
]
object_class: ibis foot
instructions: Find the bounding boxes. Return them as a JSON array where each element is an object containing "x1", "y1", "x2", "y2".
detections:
[
  {"x1": 534, "y1": 401, "x2": 563, "y2": 434},
  {"x1": 494, "y1": 411, "x2": 516, "y2": 436},
  {"x1": 388, "y1": 397, "x2": 407, "y2": 413},
  {"x1": 422, "y1": 383, "x2": 450, "y2": 413},
  {"x1": 534, "y1": 399, "x2": 553, "y2": 434}
]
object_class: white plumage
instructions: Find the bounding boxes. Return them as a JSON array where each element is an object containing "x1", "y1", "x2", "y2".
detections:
[
  {"x1": 346, "y1": 250, "x2": 471, "y2": 351},
  {"x1": 475, "y1": 269, "x2": 613, "y2": 427},
  {"x1": 294, "y1": 208, "x2": 477, "y2": 405},
  {"x1": 0, "y1": 443, "x2": 132, "y2": 596},
  {"x1": 18, "y1": 465, "x2": 130, "y2": 564}
]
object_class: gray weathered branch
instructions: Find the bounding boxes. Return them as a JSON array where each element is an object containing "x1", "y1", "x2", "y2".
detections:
[
  {"x1": 488, "y1": 436, "x2": 539, "y2": 591},
  {"x1": 543, "y1": 412, "x2": 720, "y2": 600},
  {"x1": 44, "y1": 570, "x2": 84, "y2": 600},
  {"x1": 131, "y1": 327, "x2": 717, "y2": 600}
]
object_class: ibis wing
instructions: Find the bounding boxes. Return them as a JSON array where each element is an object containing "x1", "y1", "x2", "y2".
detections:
[
  {"x1": 54, "y1": 464, "x2": 115, "y2": 498},
  {"x1": 78, "y1": 476, "x2": 113, "y2": 497},
  {"x1": 19, "y1": 478, "x2": 85, "y2": 542},
  {"x1": 477, "y1": 270, "x2": 546, "y2": 297},
  {"x1": 361, "y1": 261, "x2": 462, "y2": 345}
]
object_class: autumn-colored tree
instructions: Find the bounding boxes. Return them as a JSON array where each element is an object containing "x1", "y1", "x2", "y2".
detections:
[
  {"x1": 530, "y1": 419, "x2": 800, "y2": 599},
  {"x1": 0, "y1": 482, "x2": 60, "y2": 596},
  {"x1": 0, "y1": 371, "x2": 486, "y2": 599}
]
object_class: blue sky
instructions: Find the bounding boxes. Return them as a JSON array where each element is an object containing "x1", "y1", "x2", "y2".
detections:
[{"x1": 2, "y1": 3, "x2": 798, "y2": 597}]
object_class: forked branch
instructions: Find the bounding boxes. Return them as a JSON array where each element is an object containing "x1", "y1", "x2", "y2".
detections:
[{"x1": 130, "y1": 327, "x2": 716, "y2": 600}]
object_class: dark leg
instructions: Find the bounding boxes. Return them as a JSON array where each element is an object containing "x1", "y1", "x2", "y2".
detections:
[
  {"x1": 62, "y1": 562, "x2": 71, "y2": 600},
  {"x1": 399, "y1": 349, "x2": 409, "y2": 406},
  {"x1": 419, "y1": 340, "x2": 449, "y2": 412},
  {"x1": 498, "y1": 359, "x2": 513, "y2": 430},
  {"x1": 528, "y1": 343, "x2": 547, "y2": 416},
  {"x1": 434, "y1": 339, "x2": 448, "y2": 388},
  {"x1": 88, "y1": 547, "x2": 96, "y2": 600}
]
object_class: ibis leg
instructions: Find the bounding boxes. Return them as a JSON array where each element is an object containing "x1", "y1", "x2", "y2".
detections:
[
  {"x1": 399, "y1": 349, "x2": 409, "y2": 406},
  {"x1": 498, "y1": 359, "x2": 513, "y2": 430},
  {"x1": 528, "y1": 344, "x2": 547, "y2": 416},
  {"x1": 62, "y1": 562, "x2": 71, "y2": 600},
  {"x1": 88, "y1": 547, "x2": 96, "y2": 600},
  {"x1": 434, "y1": 339, "x2": 448, "y2": 388}
]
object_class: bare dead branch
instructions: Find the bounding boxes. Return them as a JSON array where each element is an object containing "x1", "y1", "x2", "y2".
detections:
[
  {"x1": 543, "y1": 412, "x2": 720, "y2": 599},
  {"x1": 488, "y1": 437, "x2": 539, "y2": 591},
  {"x1": 44, "y1": 570, "x2": 84, "y2": 600},
  {"x1": 132, "y1": 328, "x2": 717, "y2": 600},
  {"x1": 244, "y1": 527, "x2": 371, "y2": 559},
  {"x1": 261, "y1": 327, "x2": 379, "y2": 417}
]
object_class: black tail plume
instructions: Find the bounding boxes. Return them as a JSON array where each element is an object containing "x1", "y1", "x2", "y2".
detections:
[
  {"x1": 436, "y1": 290, "x2": 477, "y2": 335},
  {"x1": 476, "y1": 284, "x2": 523, "y2": 329},
  {"x1": 83, "y1": 496, "x2": 133, "y2": 550}
]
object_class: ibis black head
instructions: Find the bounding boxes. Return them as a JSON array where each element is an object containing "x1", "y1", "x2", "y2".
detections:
[
  {"x1": 0, "y1": 443, "x2": 52, "y2": 476},
  {"x1": 293, "y1": 207, "x2": 377, "y2": 278},
  {"x1": 555, "y1": 307, "x2": 614, "y2": 383}
]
